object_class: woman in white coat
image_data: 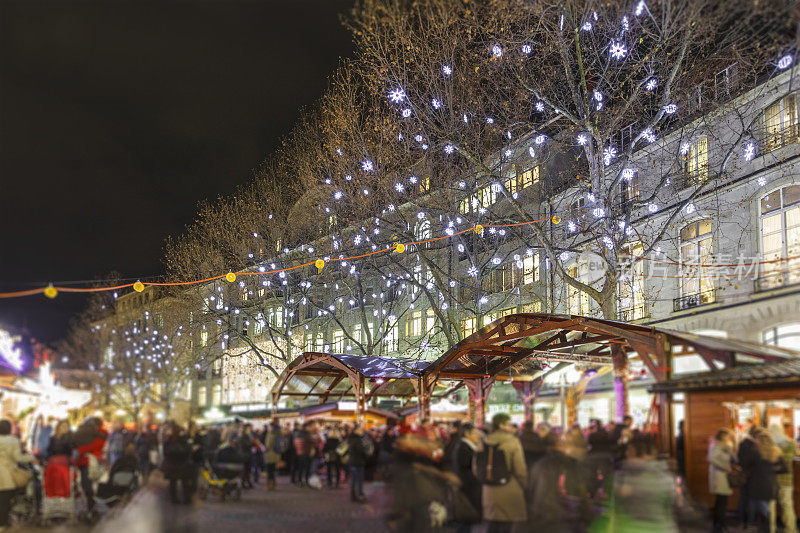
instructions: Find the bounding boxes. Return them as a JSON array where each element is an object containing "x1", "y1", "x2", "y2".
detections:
[
  {"x1": 708, "y1": 428, "x2": 737, "y2": 533},
  {"x1": 0, "y1": 419, "x2": 34, "y2": 531}
]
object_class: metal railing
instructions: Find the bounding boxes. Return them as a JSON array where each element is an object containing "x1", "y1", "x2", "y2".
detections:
[{"x1": 673, "y1": 290, "x2": 716, "y2": 312}]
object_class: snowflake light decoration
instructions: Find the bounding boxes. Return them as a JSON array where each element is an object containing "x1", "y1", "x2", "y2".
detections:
[
  {"x1": 778, "y1": 55, "x2": 793, "y2": 70},
  {"x1": 463, "y1": 114, "x2": 468, "y2": 123},
  {"x1": 577, "y1": 134, "x2": 588, "y2": 145},
  {"x1": 491, "y1": 257, "x2": 502, "y2": 265},
  {"x1": 610, "y1": 42, "x2": 627, "y2": 60},
  {"x1": 663, "y1": 104, "x2": 677, "y2": 114},
  {"x1": 528, "y1": 146, "x2": 536, "y2": 158},
  {"x1": 648, "y1": 203, "x2": 658, "y2": 213},
  {"x1": 442, "y1": 64, "x2": 452, "y2": 76},
  {"x1": 444, "y1": 144, "x2": 455, "y2": 154},
  {"x1": 622, "y1": 16, "x2": 630, "y2": 31},
  {"x1": 635, "y1": 0, "x2": 646, "y2": 16},
  {"x1": 559, "y1": 251, "x2": 570, "y2": 262},
  {"x1": 535, "y1": 134, "x2": 546, "y2": 145},
  {"x1": 467, "y1": 266, "x2": 479, "y2": 277},
  {"x1": 409, "y1": 176, "x2": 418, "y2": 184},
  {"x1": 414, "y1": 134, "x2": 423, "y2": 142},
  {"x1": 603, "y1": 147, "x2": 617, "y2": 165},
  {"x1": 645, "y1": 78, "x2": 658, "y2": 91},
  {"x1": 388, "y1": 88, "x2": 405, "y2": 104},
  {"x1": 486, "y1": 117, "x2": 494, "y2": 124},
  {"x1": 582, "y1": 21, "x2": 592, "y2": 31},
  {"x1": 431, "y1": 98, "x2": 442, "y2": 109},
  {"x1": 680, "y1": 142, "x2": 690, "y2": 155},
  {"x1": 395, "y1": 183, "x2": 405, "y2": 193},
  {"x1": 602, "y1": 236, "x2": 614, "y2": 248},
  {"x1": 744, "y1": 142, "x2": 756, "y2": 161},
  {"x1": 642, "y1": 128, "x2": 656, "y2": 143},
  {"x1": 757, "y1": 177, "x2": 767, "y2": 186},
  {"x1": 401, "y1": 108, "x2": 412, "y2": 118},
  {"x1": 622, "y1": 168, "x2": 635, "y2": 180},
  {"x1": 568, "y1": 221, "x2": 577, "y2": 232},
  {"x1": 361, "y1": 159, "x2": 374, "y2": 172},
  {"x1": 491, "y1": 44, "x2": 503, "y2": 58},
  {"x1": 535, "y1": 101, "x2": 545, "y2": 112},
  {"x1": 521, "y1": 44, "x2": 532, "y2": 55},
  {"x1": 334, "y1": 191, "x2": 343, "y2": 200},
  {"x1": 685, "y1": 203, "x2": 696, "y2": 214}
]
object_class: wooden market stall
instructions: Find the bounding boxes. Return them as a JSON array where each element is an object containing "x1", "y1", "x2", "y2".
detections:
[{"x1": 652, "y1": 358, "x2": 800, "y2": 512}]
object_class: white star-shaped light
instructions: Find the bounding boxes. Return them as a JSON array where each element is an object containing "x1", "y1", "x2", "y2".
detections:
[
  {"x1": 361, "y1": 159, "x2": 374, "y2": 172},
  {"x1": 610, "y1": 42, "x2": 627, "y2": 60},
  {"x1": 431, "y1": 98, "x2": 442, "y2": 109},
  {"x1": 444, "y1": 144, "x2": 455, "y2": 154},
  {"x1": 401, "y1": 108, "x2": 412, "y2": 118},
  {"x1": 528, "y1": 146, "x2": 536, "y2": 158},
  {"x1": 603, "y1": 147, "x2": 617, "y2": 165},
  {"x1": 442, "y1": 65, "x2": 452, "y2": 76},
  {"x1": 663, "y1": 104, "x2": 677, "y2": 114},
  {"x1": 744, "y1": 142, "x2": 756, "y2": 161},
  {"x1": 468, "y1": 266, "x2": 478, "y2": 277},
  {"x1": 395, "y1": 183, "x2": 405, "y2": 193},
  {"x1": 388, "y1": 88, "x2": 405, "y2": 104},
  {"x1": 535, "y1": 135, "x2": 546, "y2": 145},
  {"x1": 535, "y1": 101, "x2": 545, "y2": 112},
  {"x1": 521, "y1": 44, "x2": 532, "y2": 55},
  {"x1": 577, "y1": 133, "x2": 588, "y2": 145},
  {"x1": 414, "y1": 134, "x2": 423, "y2": 142},
  {"x1": 778, "y1": 55, "x2": 793, "y2": 70},
  {"x1": 646, "y1": 78, "x2": 658, "y2": 91},
  {"x1": 491, "y1": 45, "x2": 503, "y2": 58},
  {"x1": 582, "y1": 22, "x2": 592, "y2": 31}
]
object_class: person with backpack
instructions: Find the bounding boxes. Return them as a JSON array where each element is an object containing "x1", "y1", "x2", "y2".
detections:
[
  {"x1": 264, "y1": 419, "x2": 287, "y2": 491},
  {"x1": 480, "y1": 413, "x2": 527, "y2": 533}
]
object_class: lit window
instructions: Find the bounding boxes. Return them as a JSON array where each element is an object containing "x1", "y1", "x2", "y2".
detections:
[
  {"x1": 522, "y1": 254, "x2": 540, "y2": 284},
  {"x1": 419, "y1": 176, "x2": 431, "y2": 193},
  {"x1": 618, "y1": 242, "x2": 646, "y2": 320},
  {"x1": 520, "y1": 302, "x2": 542, "y2": 313},
  {"x1": 504, "y1": 175, "x2": 517, "y2": 195},
  {"x1": 385, "y1": 324, "x2": 399, "y2": 353},
  {"x1": 200, "y1": 330, "x2": 208, "y2": 346},
  {"x1": 212, "y1": 385, "x2": 222, "y2": 406},
  {"x1": 762, "y1": 94, "x2": 798, "y2": 152},
  {"x1": 332, "y1": 330, "x2": 344, "y2": 353},
  {"x1": 406, "y1": 310, "x2": 423, "y2": 337},
  {"x1": 426, "y1": 308, "x2": 436, "y2": 333},
  {"x1": 762, "y1": 323, "x2": 800, "y2": 351},
  {"x1": 684, "y1": 138, "x2": 708, "y2": 186},
  {"x1": 759, "y1": 185, "x2": 800, "y2": 290},
  {"x1": 197, "y1": 386, "x2": 207, "y2": 407},
  {"x1": 461, "y1": 317, "x2": 477, "y2": 338},
  {"x1": 678, "y1": 220, "x2": 714, "y2": 309},
  {"x1": 481, "y1": 185, "x2": 497, "y2": 207},
  {"x1": 519, "y1": 166, "x2": 539, "y2": 189}
]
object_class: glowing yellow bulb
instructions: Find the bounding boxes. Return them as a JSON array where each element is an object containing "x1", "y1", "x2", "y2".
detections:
[
  {"x1": 395, "y1": 243, "x2": 406, "y2": 254},
  {"x1": 552, "y1": 215, "x2": 561, "y2": 224},
  {"x1": 43, "y1": 285, "x2": 58, "y2": 299},
  {"x1": 315, "y1": 259, "x2": 325, "y2": 272},
  {"x1": 225, "y1": 272, "x2": 237, "y2": 283},
  {"x1": 133, "y1": 281, "x2": 145, "y2": 292},
  {"x1": 474, "y1": 224, "x2": 484, "y2": 234}
]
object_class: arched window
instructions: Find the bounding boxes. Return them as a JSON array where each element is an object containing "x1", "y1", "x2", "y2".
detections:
[
  {"x1": 762, "y1": 323, "x2": 800, "y2": 351},
  {"x1": 761, "y1": 93, "x2": 798, "y2": 152},
  {"x1": 676, "y1": 219, "x2": 714, "y2": 310},
  {"x1": 758, "y1": 185, "x2": 800, "y2": 290},
  {"x1": 415, "y1": 219, "x2": 431, "y2": 248}
]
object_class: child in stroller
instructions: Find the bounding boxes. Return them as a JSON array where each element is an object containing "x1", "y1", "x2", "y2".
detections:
[
  {"x1": 95, "y1": 445, "x2": 139, "y2": 509},
  {"x1": 198, "y1": 445, "x2": 243, "y2": 502}
]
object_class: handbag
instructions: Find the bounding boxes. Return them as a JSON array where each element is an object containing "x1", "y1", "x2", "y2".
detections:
[
  {"x1": 11, "y1": 465, "x2": 32, "y2": 488},
  {"x1": 727, "y1": 467, "x2": 745, "y2": 488}
]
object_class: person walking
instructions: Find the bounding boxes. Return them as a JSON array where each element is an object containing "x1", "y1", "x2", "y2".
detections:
[
  {"x1": 74, "y1": 417, "x2": 108, "y2": 518},
  {"x1": 263, "y1": 419, "x2": 284, "y2": 491},
  {"x1": 161, "y1": 422, "x2": 193, "y2": 504},
  {"x1": 738, "y1": 425, "x2": 763, "y2": 529},
  {"x1": 347, "y1": 424, "x2": 372, "y2": 503},
  {"x1": 322, "y1": 427, "x2": 342, "y2": 488},
  {"x1": 452, "y1": 423, "x2": 482, "y2": 533},
  {"x1": 482, "y1": 413, "x2": 527, "y2": 533},
  {"x1": 292, "y1": 421, "x2": 313, "y2": 487},
  {"x1": 708, "y1": 428, "x2": 736, "y2": 533},
  {"x1": 0, "y1": 419, "x2": 35, "y2": 532},
  {"x1": 749, "y1": 431, "x2": 787, "y2": 533},
  {"x1": 770, "y1": 425, "x2": 797, "y2": 533},
  {"x1": 237, "y1": 423, "x2": 254, "y2": 489}
]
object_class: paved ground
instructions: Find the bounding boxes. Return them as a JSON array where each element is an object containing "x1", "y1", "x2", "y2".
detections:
[{"x1": 14, "y1": 477, "x2": 392, "y2": 533}]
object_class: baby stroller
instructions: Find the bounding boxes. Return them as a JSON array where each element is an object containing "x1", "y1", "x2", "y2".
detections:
[
  {"x1": 9, "y1": 463, "x2": 39, "y2": 526},
  {"x1": 95, "y1": 463, "x2": 139, "y2": 509},
  {"x1": 41, "y1": 455, "x2": 77, "y2": 525},
  {"x1": 198, "y1": 447, "x2": 242, "y2": 502}
]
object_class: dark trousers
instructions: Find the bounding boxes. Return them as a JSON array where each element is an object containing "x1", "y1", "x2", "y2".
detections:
[
  {"x1": 326, "y1": 461, "x2": 340, "y2": 487},
  {"x1": 296, "y1": 455, "x2": 310, "y2": 485},
  {"x1": 0, "y1": 489, "x2": 13, "y2": 527},
  {"x1": 79, "y1": 465, "x2": 95, "y2": 511},
  {"x1": 241, "y1": 457, "x2": 253, "y2": 488},
  {"x1": 349, "y1": 465, "x2": 364, "y2": 498},
  {"x1": 265, "y1": 463, "x2": 276, "y2": 481},
  {"x1": 712, "y1": 494, "x2": 728, "y2": 533}
]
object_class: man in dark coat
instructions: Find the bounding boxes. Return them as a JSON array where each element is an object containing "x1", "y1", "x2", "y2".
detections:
[
  {"x1": 347, "y1": 424, "x2": 372, "y2": 502},
  {"x1": 452, "y1": 423, "x2": 482, "y2": 533}
]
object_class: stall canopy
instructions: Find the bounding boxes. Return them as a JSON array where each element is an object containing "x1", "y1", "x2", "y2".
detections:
[
  {"x1": 651, "y1": 358, "x2": 800, "y2": 393},
  {"x1": 271, "y1": 351, "x2": 436, "y2": 408}
]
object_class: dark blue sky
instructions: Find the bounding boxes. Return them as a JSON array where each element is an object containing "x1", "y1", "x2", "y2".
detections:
[{"x1": 0, "y1": 0, "x2": 354, "y2": 341}]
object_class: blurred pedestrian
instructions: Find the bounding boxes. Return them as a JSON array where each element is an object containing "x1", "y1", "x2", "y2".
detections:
[
  {"x1": 0, "y1": 418, "x2": 35, "y2": 530},
  {"x1": 708, "y1": 428, "x2": 736, "y2": 533},
  {"x1": 452, "y1": 423, "x2": 482, "y2": 533},
  {"x1": 769, "y1": 424, "x2": 797, "y2": 533},
  {"x1": 482, "y1": 413, "x2": 527, "y2": 533}
]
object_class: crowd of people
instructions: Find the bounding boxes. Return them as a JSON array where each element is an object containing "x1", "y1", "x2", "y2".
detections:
[
  {"x1": 3, "y1": 410, "x2": 796, "y2": 532},
  {"x1": 708, "y1": 421, "x2": 797, "y2": 533}
]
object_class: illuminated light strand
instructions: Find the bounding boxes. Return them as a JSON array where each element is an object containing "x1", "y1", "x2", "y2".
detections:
[{"x1": 0, "y1": 216, "x2": 556, "y2": 299}]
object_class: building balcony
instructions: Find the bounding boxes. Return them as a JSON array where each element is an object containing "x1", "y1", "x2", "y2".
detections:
[
  {"x1": 673, "y1": 290, "x2": 716, "y2": 312},
  {"x1": 754, "y1": 267, "x2": 800, "y2": 293}
]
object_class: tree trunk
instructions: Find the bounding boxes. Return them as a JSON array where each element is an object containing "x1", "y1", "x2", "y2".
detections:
[{"x1": 611, "y1": 344, "x2": 629, "y2": 422}]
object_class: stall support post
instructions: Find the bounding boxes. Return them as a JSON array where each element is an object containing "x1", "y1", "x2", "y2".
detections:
[{"x1": 611, "y1": 345, "x2": 630, "y2": 423}]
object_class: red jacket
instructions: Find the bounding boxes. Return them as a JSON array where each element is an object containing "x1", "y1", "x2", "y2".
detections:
[{"x1": 76, "y1": 429, "x2": 108, "y2": 467}]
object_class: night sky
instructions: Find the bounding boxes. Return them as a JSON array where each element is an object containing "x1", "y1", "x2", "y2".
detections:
[{"x1": 0, "y1": 0, "x2": 354, "y2": 342}]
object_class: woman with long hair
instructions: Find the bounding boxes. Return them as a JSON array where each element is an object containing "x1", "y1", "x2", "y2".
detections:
[
  {"x1": 708, "y1": 428, "x2": 736, "y2": 533},
  {"x1": 748, "y1": 431, "x2": 787, "y2": 533}
]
